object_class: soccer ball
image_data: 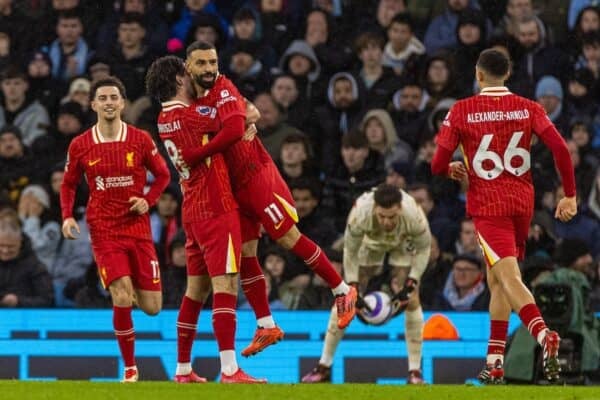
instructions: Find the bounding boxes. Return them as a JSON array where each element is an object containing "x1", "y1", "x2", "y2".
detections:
[{"x1": 360, "y1": 291, "x2": 392, "y2": 326}]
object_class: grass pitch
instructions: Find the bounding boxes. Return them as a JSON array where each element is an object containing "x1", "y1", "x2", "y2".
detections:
[{"x1": 1, "y1": 381, "x2": 599, "y2": 400}]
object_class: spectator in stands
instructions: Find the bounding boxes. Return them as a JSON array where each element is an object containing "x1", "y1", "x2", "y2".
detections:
[
  {"x1": 45, "y1": 9, "x2": 90, "y2": 83},
  {"x1": 360, "y1": 108, "x2": 412, "y2": 168},
  {"x1": 0, "y1": 0, "x2": 33, "y2": 60},
  {"x1": 431, "y1": 254, "x2": 489, "y2": 311},
  {"x1": 424, "y1": 0, "x2": 486, "y2": 54},
  {"x1": 419, "y1": 235, "x2": 454, "y2": 309},
  {"x1": 170, "y1": 0, "x2": 228, "y2": 44},
  {"x1": 61, "y1": 77, "x2": 93, "y2": 126},
  {"x1": 270, "y1": 74, "x2": 311, "y2": 131},
  {"x1": 570, "y1": 5, "x2": 600, "y2": 51},
  {"x1": 535, "y1": 75, "x2": 570, "y2": 135},
  {"x1": 389, "y1": 83, "x2": 429, "y2": 151},
  {"x1": 554, "y1": 238, "x2": 595, "y2": 284},
  {"x1": 220, "y1": 7, "x2": 277, "y2": 72},
  {"x1": 161, "y1": 230, "x2": 187, "y2": 309},
  {"x1": 588, "y1": 170, "x2": 600, "y2": 221},
  {"x1": 259, "y1": 0, "x2": 294, "y2": 56},
  {"x1": 0, "y1": 208, "x2": 54, "y2": 307},
  {"x1": 454, "y1": 218, "x2": 482, "y2": 259},
  {"x1": 322, "y1": 130, "x2": 385, "y2": 233},
  {"x1": 564, "y1": 69, "x2": 598, "y2": 120},
  {"x1": 297, "y1": 248, "x2": 341, "y2": 310},
  {"x1": 525, "y1": 215, "x2": 557, "y2": 259},
  {"x1": 569, "y1": 120, "x2": 599, "y2": 168},
  {"x1": 0, "y1": 125, "x2": 36, "y2": 206},
  {"x1": 26, "y1": 50, "x2": 62, "y2": 118},
  {"x1": 421, "y1": 54, "x2": 462, "y2": 107},
  {"x1": 255, "y1": 92, "x2": 304, "y2": 159},
  {"x1": 276, "y1": 133, "x2": 318, "y2": 183},
  {"x1": 0, "y1": 66, "x2": 50, "y2": 146},
  {"x1": 17, "y1": 184, "x2": 60, "y2": 270},
  {"x1": 567, "y1": 139, "x2": 597, "y2": 200},
  {"x1": 352, "y1": 31, "x2": 399, "y2": 110},
  {"x1": 150, "y1": 184, "x2": 181, "y2": 268},
  {"x1": 574, "y1": 30, "x2": 600, "y2": 85},
  {"x1": 102, "y1": 12, "x2": 155, "y2": 102},
  {"x1": 0, "y1": 31, "x2": 10, "y2": 72},
  {"x1": 261, "y1": 245, "x2": 307, "y2": 310},
  {"x1": 568, "y1": 1, "x2": 600, "y2": 31},
  {"x1": 313, "y1": 72, "x2": 364, "y2": 174},
  {"x1": 493, "y1": 0, "x2": 533, "y2": 38},
  {"x1": 96, "y1": 0, "x2": 169, "y2": 55},
  {"x1": 385, "y1": 160, "x2": 414, "y2": 189},
  {"x1": 453, "y1": 9, "x2": 489, "y2": 95},
  {"x1": 511, "y1": 15, "x2": 571, "y2": 98},
  {"x1": 86, "y1": 54, "x2": 112, "y2": 82},
  {"x1": 32, "y1": 101, "x2": 85, "y2": 172},
  {"x1": 71, "y1": 263, "x2": 111, "y2": 308},
  {"x1": 408, "y1": 183, "x2": 458, "y2": 253},
  {"x1": 303, "y1": 8, "x2": 353, "y2": 75},
  {"x1": 183, "y1": 12, "x2": 226, "y2": 51},
  {"x1": 225, "y1": 41, "x2": 270, "y2": 100},
  {"x1": 381, "y1": 13, "x2": 425, "y2": 79},
  {"x1": 290, "y1": 178, "x2": 337, "y2": 249},
  {"x1": 279, "y1": 39, "x2": 323, "y2": 103},
  {"x1": 368, "y1": 0, "x2": 407, "y2": 35}
]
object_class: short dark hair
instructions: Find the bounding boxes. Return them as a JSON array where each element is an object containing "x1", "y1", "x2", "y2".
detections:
[
  {"x1": 1, "y1": 65, "x2": 27, "y2": 81},
  {"x1": 145, "y1": 56, "x2": 185, "y2": 102},
  {"x1": 289, "y1": 177, "x2": 322, "y2": 199},
  {"x1": 389, "y1": 12, "x2": 414, "y2": 32},
  {"x1": 374, "y1": 183, "x2": 403, "y2": 208},
  {"x1": 341, "y1": 129, "x2": 369, "y2": 149},
  {"x1": 57, "y1": 8, "x2": 82, "y2": 23},
  {"x1": 186, "y1": 40, "x2": 216, "y2": 57},
  {"x1": 119, "y1": 12, "x2": 146, "y2": 28},
  {"x1": 89, "y1": 76, "x2": 127, "y2": 101},
  {"x1": 407, "y1": 183, "x2": 433, "y2": 200},
  {"x1": 354, "y1": 31, "x2": 385, "y2": 52},
  {"x1": 233, "y1": 7, "x2": 256, "y2": 23},
  {"x1": 476, "y1": 48, "x2": 510, "y2": 78}
]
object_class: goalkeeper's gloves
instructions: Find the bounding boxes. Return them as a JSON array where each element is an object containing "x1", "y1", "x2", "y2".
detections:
[{"x1": 390, "y1": 278, "x2": 417, "y2": 318}]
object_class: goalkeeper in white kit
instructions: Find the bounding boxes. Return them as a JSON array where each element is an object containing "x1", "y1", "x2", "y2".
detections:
[{"x1": 301, "y1": 183, "x2": 432, "y2": 384}]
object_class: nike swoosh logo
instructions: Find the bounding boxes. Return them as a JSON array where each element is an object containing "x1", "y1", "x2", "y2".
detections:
[
  {"x1": 88, "y1": 159, "x2": 101, "y2": 166},
  {"x1": 152, "y1": 278, "x2": 160, "y2": 284},
  {"x1": 274, "y1": 220, "x2": 284, "y2": 230}
]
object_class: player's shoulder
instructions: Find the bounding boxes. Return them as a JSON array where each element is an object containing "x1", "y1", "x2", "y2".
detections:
[
  {"x1": 69, "y1": 128, "x2": 93, "y2": 150},
  {"x1": 400, "y1": 190, "x2": 424, "y2": 220},
  {"x1": 351, "y1": 190, "x2": 375, "y2": 219}
]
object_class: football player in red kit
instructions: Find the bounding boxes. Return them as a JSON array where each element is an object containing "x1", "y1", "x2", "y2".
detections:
[
  {"x1": 431, "y1": 49, "x2": 577, "y2": 383},
  {"x1": 60, "y1": 77, "x2": 171, "y2": 382},
  {"x1": 181, "y1": 42, "x2": 357, "y2": 357},
  {"x1": 146, "y1": 56, "x2": 266, "y2": 384}
]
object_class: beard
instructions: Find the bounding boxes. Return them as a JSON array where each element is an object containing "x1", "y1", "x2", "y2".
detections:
[{"x1": 194, "y1": 72, "x2": 217, "y2": 89}]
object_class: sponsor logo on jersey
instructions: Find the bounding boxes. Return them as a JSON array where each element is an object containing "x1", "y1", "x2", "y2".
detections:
[
  {"x1": 95, "y1": 175, "x2": 134, "y2": 191},
  {"x1": 220, "y1": 89, "x2": 230, "y2": 98},
  {"x1": 126, "y1": 152, "x2": 135, "y2": 167}
]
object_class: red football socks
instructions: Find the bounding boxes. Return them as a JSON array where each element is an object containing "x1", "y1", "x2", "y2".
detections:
[
  {"x1": 240, "y1": 257, "x2": 271, "y2": 319},
  {"x1": 113, "y1": 305, "x2": 135, "y2": 368},
  {"x1": 212, "y1": 292, "x2": 237, "y2": 351},
  {"x1": 518, "y1": 303, "x2": 548, "y2": 343},
  {"x1": 291, "y1": 235, "x2": 342, "y2": 288},
  {"x1": 487, "y1": 320, "x2": 509, "y2": 363},
  {"x1": 177, "y1": 296, "x2": 203, "y2": 363}
]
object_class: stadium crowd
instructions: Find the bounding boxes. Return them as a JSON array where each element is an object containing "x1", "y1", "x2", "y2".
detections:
[{"x1": 0, "y1": 0, "x2": 599, "y2": 314}]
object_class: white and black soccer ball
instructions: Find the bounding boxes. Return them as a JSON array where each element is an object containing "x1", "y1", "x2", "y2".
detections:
[{"x1": 360, "y1": 291, "x2": 392, "y2": 326}]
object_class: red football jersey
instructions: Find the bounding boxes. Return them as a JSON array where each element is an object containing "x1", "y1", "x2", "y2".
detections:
[
  {"x1": 61, "y1": 122, "x2": 170, "y2": 242},
  {"x1": 435, "y1": 86, "x2": 553, "y2": 217},
  {"x1": 194, "y1": 75, "x2": 272, "y2": 191},
  {"x1": 157, "y1": 100, "x2": 237, "y2": 221}
]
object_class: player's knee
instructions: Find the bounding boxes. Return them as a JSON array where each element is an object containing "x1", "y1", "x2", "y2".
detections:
[{"x1": 212, "y1": 274, "x2": 238, "y2": 294}]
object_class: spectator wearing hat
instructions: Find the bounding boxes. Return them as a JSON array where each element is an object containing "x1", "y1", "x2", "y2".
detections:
[
  {"x1": 453, "y1": 8, "x2": 489, "y2": 95},
  {"x1": 61, "y1": 77, "x2": 93, "y2": 124},
  {"x1": 535, "y1": 75, "x2": 570, "y2": 136},
  {"x1": 520, "y1": 255, "x2": 556, "y2": 290},
  {"x1": 254, "y1": 92, "x2": 305, "y2": 159},
  {"x1": 389, "y1": 83, "x2": 430, "y2": 152},
  {"x1": 17, "y1": 184, "x2": 60, "y2": 270},
  {"x1": 431, "y1": 253, "x2": 490, "y2": 311},
  {"x1": 276, "y1": 133, "x2": 319, "y2": 183},
  {"x1": 0, "y1": 125, "x2": 36, "y2": 205},
  {"x1": 26, "y1": 50, "x2": 63, "y2": 117},
  {"x1": 223, "y1": 41, "x2": 271, "y2": 100},
  {"x1": 0, "y1": 66, "x2": 50, "y2": 146},
  {"x1": 279, "y1": 39, "x2": 324, "y2": 104},
  {"x1": 270, "y1": 74, "x2": 311, "y2": 131},
  {"x1": 95, "y1": 0, "x2": 169, "y2": 55},
  {"x1": 31, "y1": 101, "x2": 86, "y2": 172},
  {"x1": 161, "y1": 229, "x2": 188, "y2": 309}
]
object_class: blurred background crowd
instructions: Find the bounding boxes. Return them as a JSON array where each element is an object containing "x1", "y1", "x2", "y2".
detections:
[{"x1": 0, "y1": 0, "x2": 599, "y2": 314}]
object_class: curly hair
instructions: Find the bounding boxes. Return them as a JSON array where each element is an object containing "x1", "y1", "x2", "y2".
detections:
[{"x1": 145, "y1": 55, "x2": 186, "y2": 102}]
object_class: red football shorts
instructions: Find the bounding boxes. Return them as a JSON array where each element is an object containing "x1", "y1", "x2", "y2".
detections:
[
  {"x1": 234, "y1": 163, "x2": 298, "y2": 242},
  {"x1": 92, "y1": 238, "x2": 161, "y2": 291},
  {"x1": 183, "y1": 210, "x2": 242, "y2": 277},
  {"x1": 473, "y1": 215, "x2": 532, "y2": 268}
]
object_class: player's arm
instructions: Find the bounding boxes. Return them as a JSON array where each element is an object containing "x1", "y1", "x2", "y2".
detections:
[
  {"x1": 532, "y1": 104, "x2": 577, "y2": 221},
  {"x1": 60, "y1": 141, "x2": 83, "y2": 239},
  {"x1": 139, "y1": 134, "x2": 171, "y2": 211},
  {"x1": 342, "y1": 206, "x2": 366, "y2": 284}
]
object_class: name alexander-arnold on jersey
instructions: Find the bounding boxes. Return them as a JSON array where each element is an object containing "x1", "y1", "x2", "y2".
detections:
[{"x1": 467, "y1": 109, "x2": 530, "y2": 123}]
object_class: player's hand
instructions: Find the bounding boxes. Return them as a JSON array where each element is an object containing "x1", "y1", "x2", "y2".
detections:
[
  {"x1": 62, "y1": 217, "x2": 80, "y2": 239},
  {"x1": 245, "y1": 100, "x2": 260, "y2": 124},
  {"x1": 448, "y1": 161, "x2": 467, "y2": 181},
  {"x1": 129, "y1": 197, "x2": 149, "y2": 215},
  {"x1": 555, "y1": 196, "x2": 577, "y2": 222},
  {"x1": 390, "y1": 278, "x2": 417, "y2": 318},
  {"x1": 243, "y1": 123, "x2": 257, "y2": 141},
  {"x1": 1, "y1": 293, "x2": 18, "y2": 307}
]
